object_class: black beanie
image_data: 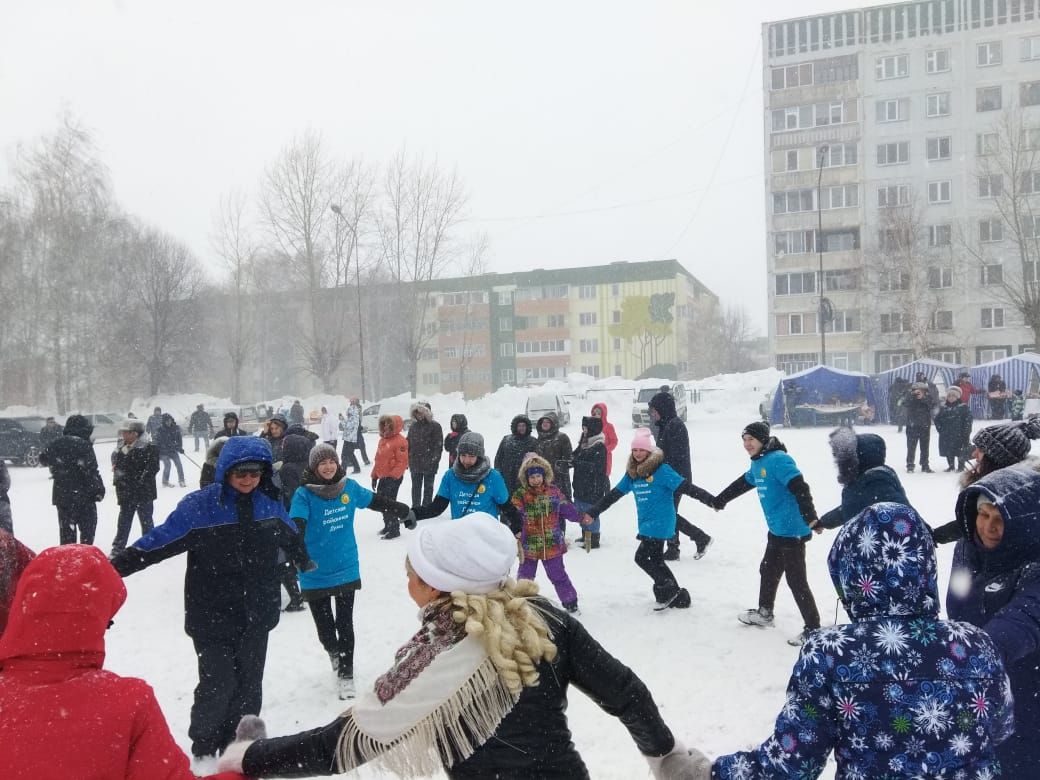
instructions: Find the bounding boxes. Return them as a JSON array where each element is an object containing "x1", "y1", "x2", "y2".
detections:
[
  {"x1": 972, "y1": 418, "x2": 1040, "y2": 468},
  {"x1": 742, "y1": 421, "x2": 771, "y2": 446},
  {"x1": 582, "y1": 415, "x2": 603, "y2": 437}
]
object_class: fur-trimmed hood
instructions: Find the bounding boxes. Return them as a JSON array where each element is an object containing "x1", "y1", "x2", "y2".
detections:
[
  {"x1": 410, "y1": 403, "x2": 433, "y2": 423},
  {"x1": 379, "y1": 415, "x2": 404, "y2": 437},
  {"x1": 510, "y1": 414, "x2": 533, "y2": 438},
  {"x1": 205, "y1": 436, "x2": 229, "y2": 467},
  {"x1": 626, "y1": 448, "x2": 665, "y2": 479},
  {"x1": 829, "y1": 427, "x2": 887, "y2": 486},
  {"x1": 518, "y1": 453, "x2": 554, "y2": 488},
  {"x1": 535, "y1": 413, "x2": 559, "y2": 439}
]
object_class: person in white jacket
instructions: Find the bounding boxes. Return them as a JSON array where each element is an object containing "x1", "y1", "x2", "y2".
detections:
[{"x1": 319, "y1": 406, "x2": 338, "y2": 448}]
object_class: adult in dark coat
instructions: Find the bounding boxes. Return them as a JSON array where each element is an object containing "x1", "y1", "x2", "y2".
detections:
[
  {"x1": 216, "y1": 515, "x2": 698, "y2": 779},
  {"x1": 260, "y1": 413, "x2": 289, "y2": 464},
  {"x1": 647, "y1": 392, "x2": 711, "y2": 560},
  {"x1": 111, "y1": 436, "x2": 301, "y2": 760},
  {"x1": 156, "y1": 413, "x2": 186, "y2": 487},
  {"x1": 39, "y1": 414, "x2": 106, "y2": 545},
  {"x1": 572, "y1": 415, "x2": 609, "y2": 549},
  {"x1": 948, "y1": 462, "x2": 1040, "y2": 777},
  {"x1": 888, "y1": 376, "x2": 910, "y2": 432},
  {"x1": 289, "y1": 400, "x2": 305, "y2": 427},
  {"x1": 407, "y1": 402, "x2": 443, "y2": 507},
  {"x1": 818, "y1": 427, "x2": 911, "y2": 530},
  {"x1": 146, "y1": 407, "x2": 164, "y2": 437},
  {"x1": 189, "y1": 404, "x2": 215, "y2": 452},
  {"x1": 443, "y1": 413, "x2": 469, "y2": 468},
  {"x1": 493, "y1": 414, "x2": 537, "y2": 496},
  {"x1": 278, "y1": 433, "x2": 313, "y2": 511},
  {"x1": 216, "y1": 412, "x2": 249, "y2": 439},
  {"x1": 933, "y1": 386, "x2": 973, "y2": 472},
  {"x1": 988, "y1": 373, "x2": 1009, "y2": 419},
  {"x1": 38, "y1": 417, "x2": 64, "y2": 449},
  {"x1": 534, "y1": 412, "x2": 573, "y2": 501},
  {"x1": 903, "y1": 382, "x2": 934, "y2": 472},
  {"x1": 110, "y1": 420, "x2": 160, "y2": 555}
]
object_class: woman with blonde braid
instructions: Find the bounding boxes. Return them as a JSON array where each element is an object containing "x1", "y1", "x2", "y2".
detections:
[{"x1": 217, "y1": 513, "x2": 704, "y2": 779}]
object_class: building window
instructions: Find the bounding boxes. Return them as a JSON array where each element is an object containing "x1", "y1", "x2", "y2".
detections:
[
  {"x1": 976, "y1": 133, "x2": 999, "y2": 156},
  {"x1": 925, "y1": 93, "x2": 950, "y2": 117},
  {"x1": 821, "y1": 184, "x2": 858, "y2": 210},
  {"x1": 977, "y1": 41, "x2": 1003, "y2": 67},
  {"x1": 979, "y1": 348, "x2": 1009, "y2": 363},
  {"x1": 499, "y1": 343, "x2": 514, "y2": 357},
  {"x1": 546, "y1": 314, "x2": 566, "y2": 328},
  {"x1": 579, "y1": 365, "x2": 601, "y2": 378},
  {"x1": 771, "y1": 101, "x2": 846, "y2": 133},
  {"x1": 877, "y1": 141, "x2": 910, "y2": 165},
  {"x1": 775, "y1": 272, "x2": 816, "y2": 295},
  {"x1": 579, "y1": 339, "x2": 598, "y2": 353},
  {"x1": 776, "y1": 314, "x2": 816, "y2": 336},
  {"x1": 878, "y1": 351, "x2": 914, "y2": 371},
  {"x1": 1021, "y1": 171, "x2": 1040, "y2": 195},
  {"x1": 421, "y1": 372, "x2": 440, "y2": 385},
  {"x1": 611, "y1": 283, "x2": 620, "y2": 296},
  {"x1": 785, "y1": 150, "x2": 799, "y2": 171},
  {"x1": 579, "y1": 312, "x2": 597, "y2": 326},
  {"x1": 776, "y1": 353, "x2": 819, "y2": 374},
  {"x1": 816, "y1": 143, "x2": 857, "y2": 168},
  {"x1": 824, "y1": 269, "x2": 859, "y2": 291},
  {"x1": 926, "y1": 136, "x2": 952, "y2": 161},
  {"x1": 1026, "y1": 215, "x2": 1040, "y2": 239},
  {"x1": 611, "y1": 310, "x2": 621, "y2": 324},
  {"x1": 981, "y1": 264, "x2": 1004, "y2": 286},
  {"x1": 419, "y1": 348, "x2": 438, "y2": 360},
  {"x1": 1023, "y1": 36, "x2": 1040, "y2": 62},
  {"x1": 880, "y1": 313, "x2": 906, "y2": 333},
  {"x1": 877, "y1": 184, "x2": 910, "y2": 208},
  {"x1": 876, "y1": 98, "x2": 908, "y2": 122},
  {"x1": 977, "y1": 86, "x2": 1002, "y2": 112},
  {"x1": 516, "y1": 339, "x2": 566, "y2": 354},
  {"x1": 980, "y1": 218, "x2": 1004, "y2": 242},
  {"x1": 876, "y1": 54, "x2": 908, "y2": 80},
  {"x1": 578, "y1": 285, "x2": 596, "y2": 299},
  {"x1": 498, "y1": 316, "x2": 512, "y2": 332},
  {"x1": 1023, "y1": 128, "x2": 1040, "y2": 150},
  {"x1": 879, "y1": 270, "x2": 910, "y2": 292},
  {"x1": 982, "y1": 307, "x2": 1005, "y2": 328},
  {"x1": 927, "y1": 224, "x2": 952, "y2": 247},
  {"x1": 978, "y1": 175, "x2": 1003, "y2": 198},
  {"x1": 772, "y1": 188, "x2": 815, "y2": 214},
  {"x1": 930, "y1": 310, "x2": 954, "y2": 331},
  {"x1": 496, "y1": 290, "x2": 513, "y2": 305},
  {"x1": 928, "y1": 180, "x2": 952, "y2": 204},
  {"x1": 500, "y1": 368, "x2": 515, "y2": 383},
  {"x1": 1022, "y1": 81, "x2": 1040, "y2": 107},
  {"x1": 830, "y1": 310, "x2": 859, "y2": 333},
  {"x1": 770, "y1": 62, "x2": 814, "y2": 90},
  {"x1": 925, "y1": 48, "x2": 950, "y2": 73},
  {"x1": 928, "y1": 266, "x2": 953, "y2": 288},
  {"x1": 612, "y1": 337, "x2": 622, "y2": 351}
]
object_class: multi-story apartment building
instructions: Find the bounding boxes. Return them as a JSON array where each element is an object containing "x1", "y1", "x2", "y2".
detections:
[
  {"x1": 414, "y1": 259, "x2": 717, "y2": 397},
  {"x1": 764, "y1": 0, "x2": 1040, "y2": 374}
]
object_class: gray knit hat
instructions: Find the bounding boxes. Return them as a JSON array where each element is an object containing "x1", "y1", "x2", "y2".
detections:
[
  {"x1": 972, "y1": 418, "x2": 1040, "y2": 469},
  {"x1": 308, "y1": 442, "x2": 340, "y2": 470},
  {"x1": 456, "y1": 431, "x2": 485, "y2": 458}
]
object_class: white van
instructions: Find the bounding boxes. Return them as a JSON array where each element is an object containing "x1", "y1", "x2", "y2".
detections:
[
  {"x1": 361, "y1": 399, "x2": 415, "y2": 433},
  {"x1": 631, "y1": 383, "x2": 687, "y2": 427},
  {"x1": 525, "y1": 392, "x2": 571, "y2": 426}
]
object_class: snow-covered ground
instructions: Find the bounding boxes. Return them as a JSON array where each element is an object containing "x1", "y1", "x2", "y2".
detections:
[{"x1": 7, "y1": 370, "x2": 982, "y2": 779}]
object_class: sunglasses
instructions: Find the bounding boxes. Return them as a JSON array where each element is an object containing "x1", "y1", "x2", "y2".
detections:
[{"x1": 230, "y1": 468, "x2": 263, "y2": 478}]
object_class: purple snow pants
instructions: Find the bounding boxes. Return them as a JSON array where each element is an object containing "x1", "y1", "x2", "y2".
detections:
[{"x1": 517, "y1": 555, "x2": 577, "y2": 606}]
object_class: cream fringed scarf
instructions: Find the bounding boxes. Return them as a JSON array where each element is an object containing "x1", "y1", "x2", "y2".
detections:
[{"x1": 335, "y1": 606, "x2": 520, "y2": 777}]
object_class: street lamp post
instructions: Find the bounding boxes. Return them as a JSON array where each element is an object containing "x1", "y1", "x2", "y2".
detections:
[
  {"x1": 330, "y1": 204, "x2": 366, "y2": 404},
  {"x1": 816, "y1": 145, "x2": 829, "y2": 367}
]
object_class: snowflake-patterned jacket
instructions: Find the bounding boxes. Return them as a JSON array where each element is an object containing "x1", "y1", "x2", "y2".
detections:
[{"x1": 714, "y1": 502, "x2": 1014, "y2": 780}]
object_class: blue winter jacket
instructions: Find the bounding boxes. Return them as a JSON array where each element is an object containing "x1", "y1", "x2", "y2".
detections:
[
  {"x1": 610, "y1": 450, "x2": 684, "y2": 539},
  {"x1": 743, "y1": 448, "x2": 812, "y2": 538},
  {"x1": 948, "y1": 463, "x2": 1040, "y2": 778},
  {"x1": 289, "y1": 478, "x2": 374, "y2": 591},
  {"x1": 112, "y1": 436, "x2": 297, "y2": 640},
  {"x1": 715, "y1": 502, "x2": 1014, "y2": 780}
]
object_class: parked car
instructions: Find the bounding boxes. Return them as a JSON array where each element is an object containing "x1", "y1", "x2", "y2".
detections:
[
  {"x1": 360, "y1": 400, "x2": 415, "y2": 433},
  {"x1": 74, "y1": 412, "x2": 131, "y2": 442},
  {"x1": 631, "y1": 383, "x2": 688, "y2": 427},
  {"x1": 205, "y1": 406, "x2": 262, "y2": 434},
  {"x1": 525, "y1": 392, "x2": 571, "y2": 426},
  {"x1": 0, "y1": 417, "x2": 45, "y2": 467}
]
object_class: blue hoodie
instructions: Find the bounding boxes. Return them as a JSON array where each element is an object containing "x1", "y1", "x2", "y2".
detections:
[
  {"x1": 715, "y1": 503, "x2": 1013, "y2": 780},
  {"x1": 949, "y1": 462, "x2": 1040, "y2": 777}
]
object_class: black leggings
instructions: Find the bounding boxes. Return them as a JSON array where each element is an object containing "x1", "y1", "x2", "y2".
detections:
[
  {"x1": 634, "y1": 538, "x2": 680, "y2": 602},
  {"x1": 307, "y1": 591, "x2": 356, "y2": 668},
  {"x1": 340, "y1": 442, "x2": 360, "y2": 472},
  {"x1": 758, "y1": 532, "x2": 820, "y2": 629},
  {"x1": 670, "y1": 495, "x2": 710, "y2": 549},
  {"x1": 57, "y1": 503, "x2": 97, "y2": 545}
]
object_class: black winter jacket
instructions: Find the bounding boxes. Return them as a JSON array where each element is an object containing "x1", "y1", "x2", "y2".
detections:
[
  {"x1": 647, "y1": 393, "x2": 691, "y2": 480},
  {"x1": 903, "y1": 393, "x2": 934, "y2": 429},
  {"x1": 443, "y1": 414, "x2": 469, "y2": 467},
  {"x1": 155, "y1": 415, "x2": 184, "y2": 457},
  {"x1": 534, "y1": 413, "x2": 573, "y2": 501},
  {"x1": 39, "y1": 415, "x2": 105, "y2": 508},
  {"x1": 112, "y1": 439, "x2": 160, "y2": 505},
  {"x1": 278, "y1": 434, "x2": 312, "y2": 510},
  {"x1": 934, "y1": 401, "x2": 973, "y2": 458},
  {"x1": 407, "y1": 406, "x2": 443, "y2": 474},
  {"x1": 494, "y1": 415, "x2": 537, "y2": 495},
  {"x1": 572, "y1": 440, "x2": 609, "y2": 504},
  {"x1": 238, "y1": 600, "x2": 675, "y2": 779}
]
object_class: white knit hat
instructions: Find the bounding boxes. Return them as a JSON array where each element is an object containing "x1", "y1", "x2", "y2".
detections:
[{"x1": 407, "y1": 513, "x2": 517, "y2": 595}]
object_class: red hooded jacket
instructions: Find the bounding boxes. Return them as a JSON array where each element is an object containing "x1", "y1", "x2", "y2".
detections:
[
  {"x1": 0, "y1": 545, "x2": 244, "y2": 780},
  {"x1": 591, "y1": 403, "x2": 618, "y2": 475}
]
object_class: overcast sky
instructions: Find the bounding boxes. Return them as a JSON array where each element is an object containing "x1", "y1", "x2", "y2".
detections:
[{"x1": 1, "y1": 0, "x2": 856, "y2": 332}]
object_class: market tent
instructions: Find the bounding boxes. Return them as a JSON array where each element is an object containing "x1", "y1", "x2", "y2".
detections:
[
  {"x1": 874, "y1": 357, "x2": 967, "y2": 423},
  {"x1": 769, "y1": 366, "x2": 880, "y2": 427},
  {"x1": 969, "y1": 352, "x2": 1040, "y2": 419}
]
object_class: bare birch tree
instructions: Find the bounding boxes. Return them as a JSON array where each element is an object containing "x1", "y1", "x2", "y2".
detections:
[
  {"x1": 449, "y1": 234, "x2": 490, "y2": 399},
  {"x1": 212, "y1": 191, "x2": 256, "y2": 403}
]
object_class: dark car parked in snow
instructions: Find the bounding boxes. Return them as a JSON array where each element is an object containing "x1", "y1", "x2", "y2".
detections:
[{"x1": 0, "y1": 417, "x2": 45, "y2": 467}]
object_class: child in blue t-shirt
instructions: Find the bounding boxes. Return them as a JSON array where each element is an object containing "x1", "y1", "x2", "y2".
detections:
[
  {"x1": 582, "y1": 429, "x2": 715, "y2": 610},
  {"x1": 289, "y1": 444, "x2": 409, "y2": 697},
  {"x1": 711, "y1": 421, "x2": 822, "y2": 646}
]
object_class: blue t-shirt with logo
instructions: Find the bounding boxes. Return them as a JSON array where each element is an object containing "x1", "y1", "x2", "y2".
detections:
[
  {"x1": 743, "y1": 449, "x2": 810, "y2": 538},
  {"x1": 614, "y1": 462, "x2": 684, "y2": 539},
  {"x1": 289, "y1": 479, "x2": 374, "y2": 590},
  {"x1": 435, "y1": 468, "x2": 510, "y2": 518}
]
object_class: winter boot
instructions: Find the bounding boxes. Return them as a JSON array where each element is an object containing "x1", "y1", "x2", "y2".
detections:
[
  {"x1": 738, "y1": 607, "x2": 775, "y2": 627},
  {"x1": 787, "y1": 626, "x2": 815, "y2": 646},
  {"x1": 382, "y1": 516, "x2": 401, "y2": 540},
  {"x1": 282, "y1": 563, "x2": 305, "y2": 612},
  {"x1": 921, "y1": 465, "x2": 933, "y2": 473},
  {"x1": 163, "y1": 481, "x2": 174, "y2": 488},
  {"x1": 669, "y1": 588, "x2": 691, "y2": 609},
  {"x1": 906, "y1": 464, "x2": 915, "y2": 473},
  {"x1": 663, "y1": 544, "x2": 680, "y2": 561},
  {"x1": 179, "y1": 480, "x2": 187, "y2": 487},
  {"x1": 693, "y1": 536, "x2": 713, "y2": 560}
]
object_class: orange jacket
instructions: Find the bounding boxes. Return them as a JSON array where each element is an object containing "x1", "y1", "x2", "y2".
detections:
[{"x1": 372, "y1": 415, "x2": 408, "y2": 480}]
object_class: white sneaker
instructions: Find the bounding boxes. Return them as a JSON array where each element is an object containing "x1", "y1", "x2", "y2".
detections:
[
  {"x1": 338, "y1": 676, "x2": 355, "y2": 700},
  {"x1": 737, "y1": 608, "x2": 775, "y2": 627},
  {"x1": 693, "y1": 537, "x2": 714, "y2": 560},
  {"x1": 787, "y1": 631, "x2": 807, "y2": 647}
]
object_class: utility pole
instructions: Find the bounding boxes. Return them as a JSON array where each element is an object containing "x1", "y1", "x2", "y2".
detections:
[{"x1": 816, "y1": 145, "x2": 829, "y2": 367}]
